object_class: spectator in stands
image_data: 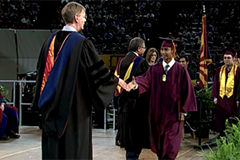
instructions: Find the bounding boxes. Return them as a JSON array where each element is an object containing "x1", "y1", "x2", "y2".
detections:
[
  {"x1": 223, "y1": 32, "x2": 233, "y2": 44},
  {"x1": 233, "y1": 52, "x2": 240, "y2": 67},
  {"x1": 208, "y1": 70, "x2": 214, "y2": 82}
]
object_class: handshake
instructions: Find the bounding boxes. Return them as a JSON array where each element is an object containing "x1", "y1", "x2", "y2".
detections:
[{"x1": 117, "y1": 76, "x2": 137, "y2": 92}]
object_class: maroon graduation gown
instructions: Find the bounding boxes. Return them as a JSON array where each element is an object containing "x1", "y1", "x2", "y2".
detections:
[
  {"x1": 211, "y1": 66, "x2": 240, "y2": 133},
  {"x1": 135, "y1": 61, "x2": 197, "y2": 159}
]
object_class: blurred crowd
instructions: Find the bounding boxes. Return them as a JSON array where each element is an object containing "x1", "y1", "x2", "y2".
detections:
[{"x1": 1, "y1": 0, "x2": 240, "y2": 80}]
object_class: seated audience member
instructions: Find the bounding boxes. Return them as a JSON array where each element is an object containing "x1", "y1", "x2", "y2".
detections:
[{"x1": 0, "y1": 92, "x2": 20, "y2": 140}]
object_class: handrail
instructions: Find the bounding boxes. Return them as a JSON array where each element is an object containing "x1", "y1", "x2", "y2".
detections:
[
  {"x1": 0, "y1": 80, "x2": 116, "y2": 130},
  {"x1": 0, "y1": 80, "x2": 36, "y2": 126}
]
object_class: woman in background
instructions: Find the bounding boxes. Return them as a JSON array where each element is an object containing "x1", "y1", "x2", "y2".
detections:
[{"x1": 145, "y1": 48, "x2": 160, "y2": 66}]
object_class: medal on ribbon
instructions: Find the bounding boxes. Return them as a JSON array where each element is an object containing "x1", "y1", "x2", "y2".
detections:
[{"x1": 162, "y1": 74, "x2": 166, "y2": 82}]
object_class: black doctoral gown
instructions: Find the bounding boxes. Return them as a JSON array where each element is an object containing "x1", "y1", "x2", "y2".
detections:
[
  {"x1": 32, "y1": 30, "x2": 118, "y2": 160},
  {"x1": 114, "y1": 52, "x2": 151, "y2": 150}
]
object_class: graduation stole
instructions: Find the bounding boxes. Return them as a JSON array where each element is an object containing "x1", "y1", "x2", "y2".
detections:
[
  {"x1": 114, "y1": 56, "x2": 142, "y2": 96},
  {"x1": 219, "y1": 64, "x2": 237, "y2": 98},
  {"x1": 40, "y1": 34, "x2": 70, "y2": 94}
]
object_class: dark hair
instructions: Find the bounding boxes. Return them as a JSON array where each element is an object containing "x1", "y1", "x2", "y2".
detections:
[{"x1": 179, "y1": 55, "x2": 189, "y2": 62}]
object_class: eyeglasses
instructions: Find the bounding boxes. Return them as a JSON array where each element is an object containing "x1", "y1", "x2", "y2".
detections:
[
  {"x1": 141, "y1": 46, "x2": 147, "y2": 50},
  {"x1": 77, "y1": 14, "x2": 87, "y2": 19}
]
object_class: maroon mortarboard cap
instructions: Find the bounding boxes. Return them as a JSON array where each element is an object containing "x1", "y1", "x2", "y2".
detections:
[
  {"x1": 224, "y1": 48, "x2": 235, "y2": 57},
  {"x1": 159, "y1": 37, "x2": 182, "y2": 48}
]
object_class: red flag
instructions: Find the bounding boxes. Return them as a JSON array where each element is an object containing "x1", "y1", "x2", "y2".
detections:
[{"x1": 199, "y1": 14, "x2": 212, "y2": 89}]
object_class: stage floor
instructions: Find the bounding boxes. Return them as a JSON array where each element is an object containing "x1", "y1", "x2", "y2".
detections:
[{"x1": 0, "y1": 126, "x2": 217, "y2": 160}]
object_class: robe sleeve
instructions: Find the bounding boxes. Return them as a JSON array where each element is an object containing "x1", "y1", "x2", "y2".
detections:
[
  {"x1": 234, "y1": 67, "x2": 240, "y2": 102},
  {"x1": 211, "y1": 67, "x2": 220, "y2": 98},
  {"x1": 135, "y1": 67, "x2": 152, "y2": 95},
  {"x1": 82, "y1": 39, "x2": 118, "y2": 110},
  {"x1": 180, "y1": 67, "x2": 197, "y2": 113}
]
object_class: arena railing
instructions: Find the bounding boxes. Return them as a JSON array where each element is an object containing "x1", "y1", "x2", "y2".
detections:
[
  {"x1": 0, "y1": 80, "x2": 116, "y2": 130},
  {"x1": 0, "y1": 80, "x2": 36, "y2": 126}
]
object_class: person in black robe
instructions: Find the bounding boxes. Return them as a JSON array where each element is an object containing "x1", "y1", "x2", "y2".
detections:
[
  {"x1": 114, "y1": 37, "x2": 150, "y2": 160},
  {"x1": 31, "y1": 2, "x2": 118, "y2": 160},
  {"x1": 122, "y1": 37, "x2": 197, "y2": 159}
]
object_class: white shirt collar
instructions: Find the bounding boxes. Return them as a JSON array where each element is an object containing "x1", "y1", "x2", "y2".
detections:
[
  {"x1": 62, "y1": 25, "x2": 77, "y2": 32},
  {"x1": 133, "y1": 51, "x2": 139, "y2": 56},
  {"x1": 162, "y1": 58, "x2": 175, "y2": 71}
]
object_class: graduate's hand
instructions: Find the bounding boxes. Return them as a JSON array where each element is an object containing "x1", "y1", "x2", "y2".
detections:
[
  {"x1": 126, "y1": 76, "x2": 137, "y2": 92},
  {"x1": 180, "y1": 114, "x2": 185, "y2": 121},
  {"x1": 213, "y1": 98, "x2": 217, "y2": 104},
  {"x1": 117, "y1": 76, "x2": 128, "y2": 91},
  {"x1": 0, "y1": 103, "x2": 5, "y2": 111}
]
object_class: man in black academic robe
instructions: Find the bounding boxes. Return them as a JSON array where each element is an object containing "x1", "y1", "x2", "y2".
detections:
[
  {"x1": 114, "y1": 37, "x2": 150, "y2": 160},
  {"x1": 31, "y1": 2, "x2": 118, "y2": 160}
]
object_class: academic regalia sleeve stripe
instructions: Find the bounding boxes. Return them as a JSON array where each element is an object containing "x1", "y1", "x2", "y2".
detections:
[
  {"x1": 90, "y1": 62, "x2": 105, "y2": 76},
  {"x1": 94, "y1": 72, "x2": 112, "y2": 89},
  {"x1": 89, "y1": 60, "x2": 105, "y2": 73},
  {"x1": 92, "y1": 67, "x2": 109, "y2": 81}
]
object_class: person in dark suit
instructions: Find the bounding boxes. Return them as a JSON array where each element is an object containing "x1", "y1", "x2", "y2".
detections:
[
  {"x1": 179, "y1": 55, "x2": 195, "y2": 80},
  {"x1": 114, "y1": 37, "x2": 150, "y2": 160}
]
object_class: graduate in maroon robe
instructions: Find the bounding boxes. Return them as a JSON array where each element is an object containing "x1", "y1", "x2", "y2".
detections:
[
  {"x1": 31, "y1": 2, "x2": 118, "y2": 160},
  {"x1": 124, "y1": 37, "x2": 197, "y2": 159},
  {"x1": 211, "y1": 48, "x2": 240, "y2": 136}
]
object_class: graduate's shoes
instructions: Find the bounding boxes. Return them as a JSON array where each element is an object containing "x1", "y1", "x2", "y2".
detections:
[
  {"x1": 10, "y1": 133, "x2": 20, "y2": 138},
  {"x1": 115, "y1": 140, "x2": 121, "y2": 146}
]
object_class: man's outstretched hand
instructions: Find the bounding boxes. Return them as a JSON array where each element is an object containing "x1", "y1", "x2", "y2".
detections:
[
  {"x1": 118, "y1": 77, "x2": 128, "y2": 91},
  {"x1": 125, "y1": 76, "x2": 137, "y2": 92},
  {"x1": 117, "y1": 76, "x2": 137, "y2": 92}
]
